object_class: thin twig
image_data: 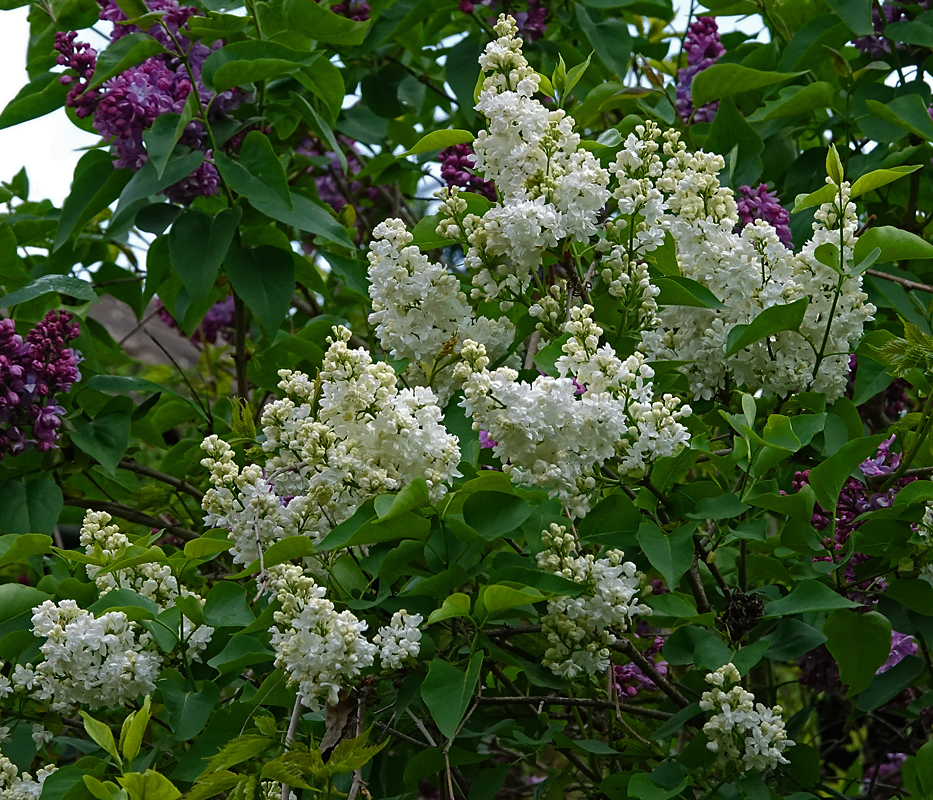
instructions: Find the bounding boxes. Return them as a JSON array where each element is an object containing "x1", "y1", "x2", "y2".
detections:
[
  {"x1": 867, "y1": 268, "x2": 933, "y2": 294},
  {"x1": 64, "y1": 499, "x2": 199, "y2": 541},
  {"x1": 476, "y1": 695, "x2": 672, "y2": 720},
  {"x1": 611, "y1": 639, "x2": 690, "y2": 709},
  {"x1": 119, "y1": 459, "x2": 204, "y2": 501}
]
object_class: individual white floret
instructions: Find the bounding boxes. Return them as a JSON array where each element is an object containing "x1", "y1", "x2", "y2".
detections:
[{"x1": 0, "y1": 751, "x2": 55, "y2": 800}]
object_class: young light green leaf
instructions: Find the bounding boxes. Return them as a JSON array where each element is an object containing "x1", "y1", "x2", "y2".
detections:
[
  {"x1": 421, "y1": 653, "x2": 483, "y2": 739},
  {"x1": 850, "y1": 164, "x2": 921, "y2": 199},
  {"x1": 691, "y1": 64, "x2": 800, "y2": 108},
  {"x1": 854, "y1": 225, "x2": 933, "y2": 265},
  {"x1": 402, "y1": 129, "x2": 474, "y2": 157},
  {"x1": 81, "y1": 711, "x2": 122, "y2": 765},
  {"x1": 427, "y1": 592, "x2": 471, "y2": 624}
]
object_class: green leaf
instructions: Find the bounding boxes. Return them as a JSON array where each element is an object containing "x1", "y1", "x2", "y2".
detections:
[
  {"x1": 121, "y1": 695, "x2": 151, "y2": 764},
  {"x1": 185, "y1": 772, "x2": 241, "y2": 800},
  {"x1": 564, "y1": 53, "x2": 592, "y2": 98},
  {"x1": 168, "y1": 207, "x2": 241, "y2": 313},
  {"x1": 224, "y1": 244, "x2": 294, "y2": 335},
  {"x1": 793, "y1": 183, "x2": 836, "y2": 213},
  {"x1": 854, "y1": 225, "x2": 933, "y2": 265},
  {"x1": 421, "y1": 653, "x2": 483, "y2": 739},
  {"x1": 885, "y1": 578, "x2": 933, "y2": 615},
  {"x1": 654, "y1": 276, "x2": 725, "y2": 309},
  {"x1": 201, "y1": 735, "x2": 273, "y2": 776},
  {"x1": 763, "y1": 580, "x2": 860, "y2": 616},
  {"x1": 427, "y1": 592, "x2": 471, "y2": 624},
  {"x1": 0, "y1": 533, "x2": 52, "y2": 567},
  {"x1": 532, "y1": 333, "x2": 571, "y2": 377},
  {"x1": 0, "y1": 583, "x2": 50, "y2": 623},
  {"x1": 806, "y1": 434, "x2": 885, "y2": 510},
  {"x1": 0, "y1": 274, "x2": 97, "y2": 307},
  {"x1": 762, "y1": 618, "x2": 826, "y2": 660},
  {"x1": 401, "y1": 129, "x2": 474, "y2": 156},
  {"x1": 203, "y1": 40, "x2": 315, "y2": 92},
  {"x1": 826, "y1": 145, "x2": 844, "y2": 186},
  {"x1": 574, "y1": 5, "x2": 632, "y2": 77},
  {"x1": 109, "y1": 150, "x2": 205, "y2": 231},
  {"x1": 282, "y1": 0, "x2": 370, "y2": 44},
  {"x1": 636, "y1": 520, "x2": 694, "y2": 590},
  {"x1": 865, "y1": 95, "x2": 933, "y2": 142},
  {"x1": 478, "y1": 584, "x2": 544, "y2": 619},
  {"x1": 725, "y1": 298, "x2": 808, "y2": 357},
  {"x1": 158, "y1": 680, "x2": 220, "y2": 741},
  {"x1": 887, "y1": 16, "x2": 933, "y2": 45},
  {"x1": 850, "y1": 165, "x2": 921, "y2": 199},
  {"x1": 290, "y1": 91, "x2": 347, "y2": 173},
  {"x1": 857, "y1": 654, "x2": 925, "y2": 711},
  {"x1": 203, "y1": 583, "x2": 254, "y2": 628},
  {"x1": 207, "y1": 636, "x2": 274, "y2": 676},
  {"x1": 55, "y1": 150, "x2": 132, "y2": 251},
  {"x1": 705, "y1": 96, "x2": 763, "y2": 187},
  {"x1": 239, "y1": 131, "x2": 291, "y2": 208},
  {"x1": 0, "y1": 477, "x2": 63, "y2": 535},
  {"x1": 0, "y1": 73, "x2": 70, "y2": 131},
  {"x1": 462, "y1": 491, "x2": 533, "y2": 540},
  {"x1": 823, "y1": 609, "x2": 891, "y2": 695},
  {"x1": 373, "y1": 478, "x2": 430, "y2": 521},
  {"x1": 691, "y1": 65, "x2": 800, "y2": 108},
  {"x1": 70, "y1": 396, "x2": 134, "y2": 474},
  {"x1": 141, "y1": 95, "x2": 197, "y2": 179},
  {"x1": 118, "y1": 772, "x2": 181, "y2": 800},
  {"x1": 747, "y1": 82, "x2": 836, "y2": 122},
  {"x1": 81, "y1": 711, "x2": 121, "y2": 763},
  {"x1": 826, "y1": 0, "x2": 873, "y2": 34},
  {"x1": 214, "y1": 152, "x2": 354, "y2": 249},
  {"x1": 88, "y1": 33, "x2": 167, "y2": 90}
]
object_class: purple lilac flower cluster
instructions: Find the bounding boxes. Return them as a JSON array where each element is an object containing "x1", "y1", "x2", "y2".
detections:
[
  {"x1": 675, "y1": 17, "x2": 724, "y2": 124},
  {"x1": 853, "y1": 0, "x2": 930, "y2": 57},
  {"x1": 54, "y1": 0, "x2": 244, "y2": 203},
  {"x1": 0, "y1": 311, "x2": 81, "y2": 460},
  {"x1": 863, "y1": 752, "x2": 908, "y2": 799},
  {"x1": 156, "y1": 297, "x2": 236, "y2": 346},
  {"x1": 792, "y1": 436, "x2": 913, "y2": 587},
  {"x1": 614, "y1": 635, "x2": 668, "y2": 699},
  {"x1": 736, "y1": 184, "x2": 792, "y2": 247},
  {"x1": 439, "y1": 144, "x2": 496, "y2": 201},
  {"x1": 330, "y1": 0, "x2": 370, "y2": 21},
  {"x1": 457, "y1": 0, "x2": 547, "y2": 41}
]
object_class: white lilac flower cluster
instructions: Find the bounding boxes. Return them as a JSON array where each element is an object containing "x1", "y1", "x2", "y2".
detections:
[
  {"x1": 0, "y1": 751, "x2": 55, "y2": 800},
  {"x1": 617, "y1": 122, "x2": 874, "y2": 401},
  {"x1": 536, "y1": 524, "x2": 648, "y2": 677},
  {"x1": 367, "y1": 217, "x2": 514, "y2": 405},
  {"x1": 16, "y1": 600, "x2": 162, "y2": 710},
  {"x1": 455, "y1": 306, "x2": 690, "y2": 516},
  {"x1": 268, "y1": 564, "x2": 376, "y2": 709},
  {"x1": 78, "y1": 510, "x2": 214, "y2": 657},
  {"x1": 700, "y1": 663, "x2": 794, "y2": 772},
  {"x1": 201, "y1": 326, "x2": 460, "y2": 566},
  {"x1": 435, "y1": 15, "x2": 609, "y2": 306},
  {"x1": 374, "y1": 609, "x2": 423, "y2": 670}
]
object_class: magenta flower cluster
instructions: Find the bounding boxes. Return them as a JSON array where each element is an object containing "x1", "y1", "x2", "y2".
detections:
[
  {"x1": 675, "y1": 16, "x2": 724, "y2": 124},
  {"x1": 54, "y1": 0, "x2": 244, "y2": 204},
  {"x1": 156, "y1": 297, "x2": 236, "y2": 346},
  {"x1": 0, "y1": 311, "x2": 81, "y2": 460},
  {"x1": 737, "y1": 184, "x2": 792, "y2": 247},
  {"x1": 457, "y1": 0, "x2": 546, "y2": 40},
  {"x1": 614, "y1": 635, "x2": 668, "y2": 699},
  {"x1": 439, "y1": 144, "x2": 496, "y2": 201},
  {"x1": 330, "y1": 0, "x2": 370, "y2": 21}
]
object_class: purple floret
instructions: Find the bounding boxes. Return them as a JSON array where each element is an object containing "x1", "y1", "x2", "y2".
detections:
[
  {"x1": 675, "y1": 17, "x2": 724, "y2": 124},
  {"x1": 0, "y1": 311, "x2": 82, "y2": 460},
  {"x1": 737, "y1": 184, "x2": 793, "y2": 248},
  {"x1": 439, "y1": 144, "x2": 496, "y2": 201}
]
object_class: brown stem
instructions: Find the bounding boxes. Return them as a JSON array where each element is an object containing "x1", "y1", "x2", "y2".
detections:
[
  {"x1": 866, "y1": 268, "x2": 933, "y2": 294},
  {"x1": 685, "y1": 556, "x2": 712, "y2": 615},
  {"x1": 63, "y1": 499, "x2": 199, "y2": 541},
  {"x1": 476, "y1": 695, "x2": 672, "y2": 720},
  {"x1": 611, "y1": 639, "x2": 690, "y2": 709},
  {"x1": 119, "y1": 459, "x2": 204, "y2": 501}
]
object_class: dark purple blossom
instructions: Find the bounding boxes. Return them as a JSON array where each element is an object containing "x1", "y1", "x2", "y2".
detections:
[
  {"x1": 156, "y1": 296, "x2": 236, "y2": 346},
  {"x1": 863, "y1": 752, "x2": 907, "y2": 799},
  {"x1": 0, "y1": 311, "x2": 82, "y2": 460},
  {"x1": 737, "y1": 184, "x2": 792, "y2": 248},
  {"x1": 675, "y1": 17, "x2": 724, "y2": 124},
  {"x1": 878, "y1": 632, "x2": 918, "y2": 674},
  {"x1": 478, "y1": 430, "x2": 497, "y2": 448},
  {"x1": 614, "y1": 636, "x2": 668, "y2": 699},
  {"x1": 57, "y1": 0, "x2": 244, "y2": 204},
  {"x1": 439, "y1": 144, "x2": 496, "y2": 201},
  {"x1": 330, "y1": 0, "x2": 370, "y2": 21},
  {"x1": 458, "y1": 0, "x2": 547, "y2": 40}
]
